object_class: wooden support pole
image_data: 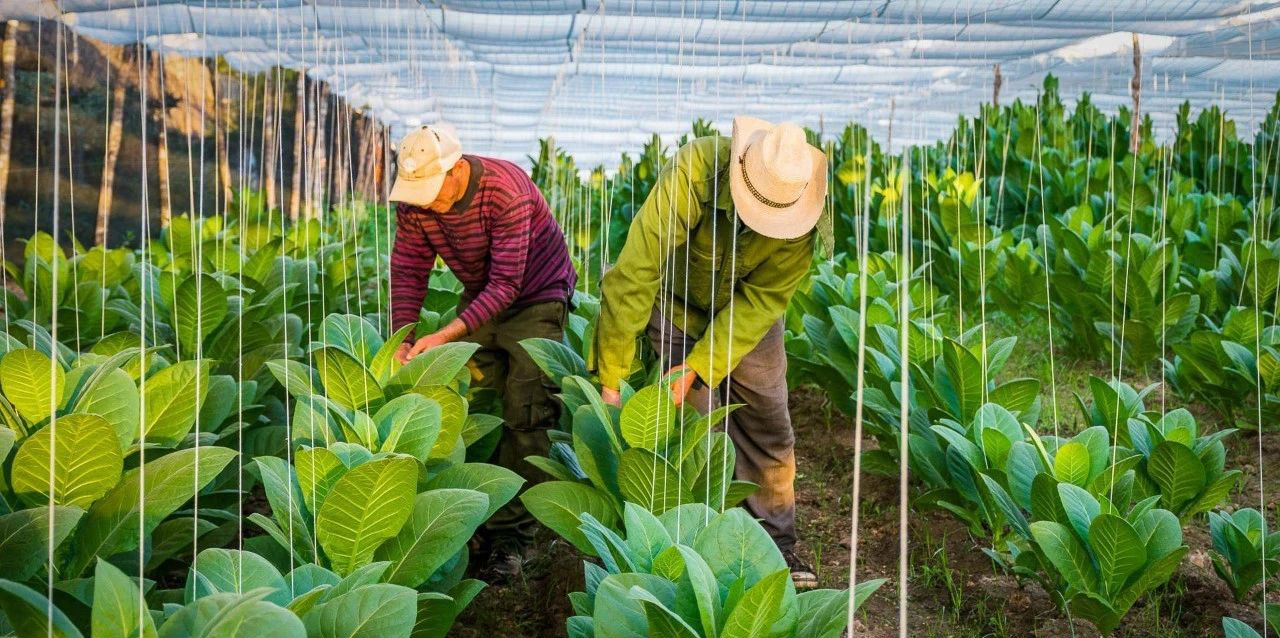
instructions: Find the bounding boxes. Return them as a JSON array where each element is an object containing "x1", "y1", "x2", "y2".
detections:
[
  {"x1": 262, "y1": 69, "x2": 278, "y2": 212},
  {"x1": 311, "y1": 83, "x2": 329, "y2": 219},
  {"x1": 152, "y1": 50, "x2": 172, "y2": 228},
  {"x1": 993, "y1": 64, "x2": 1002, "y2": 108},
  {"x1": 0, "y1": 20, "x2": 18, "y2": 232},
  {"x1": 96, "y1": 47, "x2": 129, "y2": 245},
  {"x1": 1130, "y1": 32, "x2": 1142, "y2": 155},
  {"x1": 290, "y1": 71, "x2": 304, "y2": 222}
]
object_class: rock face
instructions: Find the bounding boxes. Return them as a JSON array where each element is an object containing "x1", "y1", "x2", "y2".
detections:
[{"x1": 1, "y1": 21, "x2": 261, "y2": 257}]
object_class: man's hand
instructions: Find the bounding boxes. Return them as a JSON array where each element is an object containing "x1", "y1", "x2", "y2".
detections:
[
  {"x1": 601, "y1": 386, "x2": 621, "y2": 407},
  {"x1": 666, "y1": 364, "x2": 698, "y2": 407},
  {"x1": 394, "y1": 342, "x2": 414, "y2": 366},
  {"x1": 405, "y1": 331, "x2": 449, "y2": 360},
  {"x1": 400, "y1": 318, "x2": 470, "y2": 364}
]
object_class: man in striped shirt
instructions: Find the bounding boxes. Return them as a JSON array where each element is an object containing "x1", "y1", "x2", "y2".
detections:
[{"x1": 388, "y1": 125, "x2": 576, "y2": 578}]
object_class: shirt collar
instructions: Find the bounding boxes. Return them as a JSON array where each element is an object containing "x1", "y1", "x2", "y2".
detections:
[{"x1": 446, "y1": 155, "x2": 484, "y2": 214}]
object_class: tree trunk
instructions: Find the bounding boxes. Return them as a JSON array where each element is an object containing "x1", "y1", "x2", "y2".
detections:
[
  {"x1": 152, "y1": 50, "x2": 171, "y2": 227},
  {"x1": 290, "y1": 71, "x2": 305, "y2": 222},
  {"x1": 0, "y1": 20, "x2": 18, "y2": 232},
  {"x1": 96, "y1": 65, "x2": 127, "y2": 245},
  {"x1": 1129, "y1": 32, "x2": 1142, "y2": 155},
  {"x1": 310, "y1": 84, "x2": 329, "y2": 219},
  {"x1": 262, "y1": 71, "x2": 277, "y2": 212}
]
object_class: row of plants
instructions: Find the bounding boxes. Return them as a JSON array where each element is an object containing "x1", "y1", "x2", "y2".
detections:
[{"x1": 2, "y1": 74, "x2": 1277, "y2": 635}]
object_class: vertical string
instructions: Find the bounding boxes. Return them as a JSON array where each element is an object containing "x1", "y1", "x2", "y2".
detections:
[{"x1": 46, "y1": 14, "x2": 64, "y2": 638}]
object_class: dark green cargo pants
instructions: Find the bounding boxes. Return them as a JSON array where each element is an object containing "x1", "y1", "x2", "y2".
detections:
[{"x1": 465, "y1": 300, "x2": 566, "y2": 540}]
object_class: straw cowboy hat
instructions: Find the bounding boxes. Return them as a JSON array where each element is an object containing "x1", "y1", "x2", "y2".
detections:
[
  {"x1": 389, "y1": 124, "x2": 464, "y2": 207},
  {"x1": 729, "y1": 116, "x2": 828, "y2": 240}
]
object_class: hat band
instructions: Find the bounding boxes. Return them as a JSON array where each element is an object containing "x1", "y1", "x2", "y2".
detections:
[{"x1": 739, "y1": 145, "x2": 805, "y2": 209}]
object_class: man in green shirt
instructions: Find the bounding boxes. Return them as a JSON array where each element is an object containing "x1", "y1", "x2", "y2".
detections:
[{"x1": 595, "y1": 116, "x2": 827, "y2": 589}]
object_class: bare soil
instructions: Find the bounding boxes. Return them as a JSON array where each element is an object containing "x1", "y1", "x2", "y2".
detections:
[{"x1": 455, "y1": 380, "x2": 1279, "y2": 638}]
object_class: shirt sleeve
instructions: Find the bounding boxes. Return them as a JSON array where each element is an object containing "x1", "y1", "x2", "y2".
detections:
[
  {"x1": 595, "y1": 148, "x2": 703, "y2": 389},
  {"x1": 390, "y1": 204, "x2": 436, "y2": 340},
  {"x1": 456, "y1": 196, "x2": 535, "y2": 331},
  {"x1": 683, "y1": 234, "x2": 813, "y2": 387}
]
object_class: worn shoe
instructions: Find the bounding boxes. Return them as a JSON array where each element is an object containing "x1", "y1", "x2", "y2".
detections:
[
  {"x1": 479, "y1": 535, "x2": 527, "y2": 585},
  {"x1": 782, "y1": 548, "x2": 819, "y2": 590}
]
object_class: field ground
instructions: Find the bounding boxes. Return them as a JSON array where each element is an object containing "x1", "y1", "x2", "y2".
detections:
[{"x1": 453, "y1": 317, "x2": 1280, "y2": 637}]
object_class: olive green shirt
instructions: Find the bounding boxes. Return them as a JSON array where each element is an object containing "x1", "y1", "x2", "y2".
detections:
[{"x1": 596, "y1": 136, "x2": 815, "y2": 389}]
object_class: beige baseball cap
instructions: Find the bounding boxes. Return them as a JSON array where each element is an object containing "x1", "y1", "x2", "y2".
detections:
[{"x1": 389, "y1": 125, "x2": 464, "y2": 207}]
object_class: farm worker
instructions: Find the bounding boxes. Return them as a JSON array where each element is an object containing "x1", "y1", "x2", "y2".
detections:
[
  {"x1": 595, "y1": 116, "x2": 826, "y2": 589},
  {"x1": 388, "y1": 124, "x2": 577, "y2": 580}
]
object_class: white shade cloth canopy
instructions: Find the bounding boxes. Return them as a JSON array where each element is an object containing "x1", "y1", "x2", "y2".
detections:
[{"x1": 5, "y1": 0, "x2": 1279, "y2": 167}]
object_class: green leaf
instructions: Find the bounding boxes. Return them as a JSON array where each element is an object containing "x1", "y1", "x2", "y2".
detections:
[
  {"x1": 1223, "y1": 617, "x2": 1263, "y2": 638},
  {"x1": 386, "y1": 342, "x2": 481, "y2": 391},
  {"x1": 373, "y1": 394, "x2": 442, "y2": 462},
  {"x1": 1089, "y1": 514, "x2": 1147, "y2": 597},
  {"x1": 11, "y1": 413, "x2": 123, "y2": 508},
  {"x1": 694, "y1": 508, "x2": 787, "y2": 591},
  {"x1": 91, "y1": 558, "x2": 158, "y2": 638},
  {"x1": 520, "y1": 481, "x2": 619, "y2": 555},
  {"x1": 295, "y1": 446, "x2": 348, "y2": 514},
  {"x1": 143, "y1": 360, "x2": 211, "y2": 447},
  {"x1": 619, "y1": 385, "x2": 678, "y2": 452},
  {"x1": 1147, "y1": 441, "x2": 1207, "y2": 511},
  {"x1": 173, "y1": 274, "x2": 227, "y2": 356},
  {"x1": 266, "y1": 359, "x2": 321, "y2": 399},
  {"x1": 424, "y1": 463, "x2": 523, "y2": 519},
  {"x1": 315, "y1": 347, "x2": 383, "y2": 412},
  {"x1": 157, "y1": 590, "x2": 305, "y2": 638},
  {"x1": 408, "y1": 385, "x2": 465, "y2": 460},
  {"x1": 519, "y1": 337, "x2": 588, "y2": 384},
  {"x1": 0, "y1": 506, "x2": 84, "y2": 580},
  {"x1": 316, "y1": 456, "x2": 418, "y2": 576},
  {"x1": 370, "y1": 325, "x2": 414, "y2": 384},
  {"x1": 941, "y1": 339, "x2": 984, "y2": 421},
  {"x1": 721, "y1": 568, "x2": 788, "y2": 638},
  {"x1": 0, "y1": 578, "x2": 84, "y2": 638},
  {"x1": 1030, "y1": 520, "x2": 1097, "y2": 594},
  {"x1": 375, "y1": 489, "x2": 490, "y2": 588},
  {"x1": 69, "y1": 446, "x2": 237, "y2": 577},
  {"x1": 670, "y1": 545, "x2": 720, "y2": 638},
  {"x1": 303, "y1": 583, "x2": 418, "y2": 638},
  {"x1": 411, "y1": 580, "x2": 484, "y2": 638},
  {"x1": 320, "y1": 314, "x2": 384, "y2": 366},
  {"x1": 794, "y1": 581, "x2": 886, "y2": 638},
  {"x1": 1057, "y1": 483, "x2": 1101, "y2": 545},
  {"x1": 1053, "y1": 441, "x2": 1091, "y2": 487},
  {"x1": 617, "y1": 447, "x2": 693, "y2": 515},
  {"x1": 1185, "y1": 470, "x2": 1240, "y2": 519},
  {"x1": 186, "y1": 548, "x2": 289, "y2": 606},
  {"x1": 252, "y1": 457, "x2": 316, "y2": 564},
  {"x1": 0, "y1": 348, "x2": 63, "y2": 423},
  {"x1": 629, "y1": 586, "x2": 700, "y2": 638},
  {"x1": 988, "y1": 378, "x2": 1041, "y2": 415},
  {"x1": 70, "y1": 366, "x2": 139, "y2": 448},
  {"x1": 593, "y1": 573, "x2": 676, "y2": 638}
]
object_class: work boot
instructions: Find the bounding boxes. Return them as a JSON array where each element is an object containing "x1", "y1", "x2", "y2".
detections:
[{"x1": 782, "y1": 548, "x2": 818, "y2": 590}]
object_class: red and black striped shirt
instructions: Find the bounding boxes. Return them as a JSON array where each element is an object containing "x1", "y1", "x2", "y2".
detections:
[{"x1": 390, "y1": 155, "x2": 576, "y2": 337}]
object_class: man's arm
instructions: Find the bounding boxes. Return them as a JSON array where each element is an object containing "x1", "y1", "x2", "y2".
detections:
[
  {"x1": 682, "y1": 234, "x2": 813, "y2": 388},
  {"x1": 596, "y1": 145, "x2": 704, "y2": 392},
  {"x1": 405, "y1": 194, "x2": 537, "y2": 360},
  {"x1": 390, "y1": 204, "x2": 437, "y2": 341}
]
